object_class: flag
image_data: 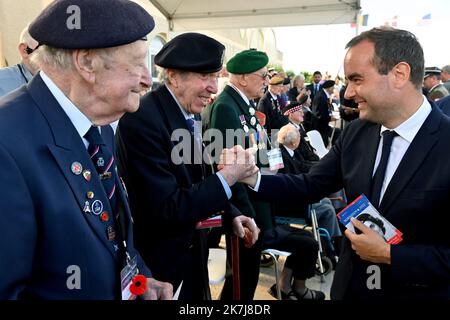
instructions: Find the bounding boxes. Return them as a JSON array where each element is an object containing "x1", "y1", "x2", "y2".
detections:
[
  {"x1": 351, "y1": 14, "x2": 369, "y2": 28},
  {"x1": 417, "y1": 13, "x2": 431, "y2": 26}
]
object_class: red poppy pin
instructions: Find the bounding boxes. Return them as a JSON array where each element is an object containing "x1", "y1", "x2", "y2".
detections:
[{"x1": 130, "y1": 274, "x2": 147, "y2": 296}]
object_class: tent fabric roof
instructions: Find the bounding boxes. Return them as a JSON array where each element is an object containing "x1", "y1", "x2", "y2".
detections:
[{"x1": 148, "y1": 0, "x2": 361, "y2": 31}]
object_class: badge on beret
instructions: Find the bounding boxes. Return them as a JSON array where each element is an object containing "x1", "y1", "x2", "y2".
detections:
[
  {"x1": 71, "y1": 162, "x2": 83, "y2": 175},
  {"x1": 250, "y1": 117, "x2": 257, "y2": 126},
  {"x1": 91, "y1": 200, "x2": 103, "y2": 216},
  {"x1": 249, "y1": 107, "x2": 256, "y2": 116}
]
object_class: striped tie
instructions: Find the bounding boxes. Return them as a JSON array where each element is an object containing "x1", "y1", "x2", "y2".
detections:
[{"x1": 84, "y1": 126, "x2": 117, "y2": 211}]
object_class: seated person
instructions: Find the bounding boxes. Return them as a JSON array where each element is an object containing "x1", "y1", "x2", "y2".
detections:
[{"x1": 275, "y1": 124, "x2": 342, "y2": 241}]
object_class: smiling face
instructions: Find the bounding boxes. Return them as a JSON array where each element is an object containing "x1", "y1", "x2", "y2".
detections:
[
  {"x1": 169, "y1": 70, "x2": 219, "y2": 114},
  {"x1": 344, "y1": 40, "x2": 394, "y2": 125},
  {"x1": 93, "y1": 40, "x2": 151, "y2": 118}
]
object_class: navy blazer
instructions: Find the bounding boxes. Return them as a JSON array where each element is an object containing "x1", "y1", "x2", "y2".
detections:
[
  {"x1": 116, "y1": 85, "x2": 240, "y2": 299},
  {"x1": 256, "y1": 105, "x2": 450, "y2": 299},
  {"x1": 0, "y1": 74, "x2": 150, "y2": 299}
]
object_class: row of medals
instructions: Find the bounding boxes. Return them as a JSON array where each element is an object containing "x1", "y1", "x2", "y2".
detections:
[
  {"x1": 241, "y1": 107, "x2": 266, "y2": 150},
  {"x1": 70, "y1": 160, "x2": 116, "y2": 242}
]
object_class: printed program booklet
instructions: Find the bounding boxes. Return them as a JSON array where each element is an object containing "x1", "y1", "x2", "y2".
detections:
[{"x1": 337, "y1": 194, "x2": 403, "y2": 244}]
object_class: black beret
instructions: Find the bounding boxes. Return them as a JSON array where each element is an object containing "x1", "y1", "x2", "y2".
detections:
[
  {"x1": 283, "y1": 78, "x2": 291, "y2": 85},
  {"x1": 227, "y1": 49, "x2": 269, "y2": 74},
  {"x1": 424, "y1": 66, "x2": 441, "y2": 78},
  {"x1": 155, "y1": 32, "x2": 225, "y2": 73},
  {"x1": 29, "y1": 0, "x2": 155, "y2": 49},
  {"x1": 322, "y1": 80, "x2": 335, "y2": 89}
]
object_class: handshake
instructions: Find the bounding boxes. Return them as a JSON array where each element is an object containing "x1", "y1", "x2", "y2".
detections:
[{"x1": 217, "y1": 145, "x2": 259, "y2": 187}]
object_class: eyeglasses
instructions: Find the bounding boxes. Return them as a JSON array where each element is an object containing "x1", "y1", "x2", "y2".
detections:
[{"x1": 249, "y1": 72, "x2": 269, "y2": 80}]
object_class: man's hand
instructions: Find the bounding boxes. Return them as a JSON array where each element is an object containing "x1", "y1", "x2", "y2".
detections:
[
  {"x1": 345, "y1": 217, "x2": 391, "y2": 264},
  {"x1": 232, "y1": 215, "x2": 260, "y2": 247},
  {"x1": 142, "y1": 278, "x2": 173, "y2": 300},
  {"x1": 218, "y1": 145, "x2": 259, "y2": 186}
]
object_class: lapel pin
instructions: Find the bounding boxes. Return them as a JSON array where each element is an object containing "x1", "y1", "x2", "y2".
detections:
[
  {"x1": 71, "y1": 162, "x2": 83, "y2": 175},
  {"x1": 86, "y1": 191, "x2": 94, "y2": 199},
  {"x1": 100, "y1": 211, "x2": 109, "y2": 222},
  {"x1": 97, "y1": 157, "x2": 105, "y2": 167},
  {"x1": 82, "y1": 169, "x2": 91, "y2": 182},
  {"x1": 83, "y1": 201, "x2": 91, "y2": 213},
  {"x1": 91, "y1": 200, "x2": 103, "y2": 216},
  {"x1": 107, "y1": 226, "x2": 116, "y2": 241}
]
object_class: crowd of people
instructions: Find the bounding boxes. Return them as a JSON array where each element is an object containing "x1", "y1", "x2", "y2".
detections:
[{"x1": 0, "y1": 0, "x2": 448, "y2": 301}]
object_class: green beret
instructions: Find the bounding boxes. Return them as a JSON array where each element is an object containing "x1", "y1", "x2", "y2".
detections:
[{"x1": 227, "y1": 49, "x2": 269, "y2": 74}]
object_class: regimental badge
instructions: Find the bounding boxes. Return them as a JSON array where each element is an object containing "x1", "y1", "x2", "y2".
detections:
[
  {"x1": 250, "y1": 117, "x2": 257, "y2": 126},
  {"x1": 83, "y1": 201, "x2": 91, "y2": 213},
  {"x1": 86, "y1": 191, "x2": 94, "y2": 199},
  {"x1": 71, "y1": 162, "x2": 83, "y2": 175},
  {"x1": 97, "y1": 157, "x2": 105, "y2": 167},
  {"x1": 91, "y1": 200, "x2": 103, "y2": 215},
  {"x1": 107, "y1": 226, "x2": 116, "y2": 241},
  {"x1": 82, "y1": 169, "x2": 91, "y2": 182},
  {"x1": 249, "y1": 107, "x2": 256, "y2": 116},
  {"x1": 100, "y1": 172, "x2": 112, "y2": 180},
  {"x1": 243, "y1": 125, "x2": 249, "y2": 133}
]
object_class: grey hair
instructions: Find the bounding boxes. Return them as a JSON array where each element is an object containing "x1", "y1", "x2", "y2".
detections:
[
  {"x1": 30, "y1": 45, "x2": 119, "y2": 72},
  {"x1": 442, "y1": 65, "x2": 450, "y2": 74},
  {"x1": 277, "y1": 124, "x2": 300, "y2": 146},
  {"x1": 159, "y1": 68, "x2": 189, "y2": 84}
]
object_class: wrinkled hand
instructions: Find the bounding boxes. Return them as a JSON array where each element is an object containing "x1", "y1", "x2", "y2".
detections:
[
  {"x1": 218, "y1": 145, "x2": 259, "y2": 187},
  {"x1": 142, "y1": 278, "x2": 173, "y2": 300},
  {"x1": 232, "y1": 215, "x2": 260, "y2": 247},
  {"x1": 345, "y1": 217, "x2": 391, "y2": 264}
]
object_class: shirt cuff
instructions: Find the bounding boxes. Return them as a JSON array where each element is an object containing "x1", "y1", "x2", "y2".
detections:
[
  {"x1": 216, "y1": 172, "x2": 232, "y2": 199},
  {"x1": 248, "y1": 171, "x2": 261, "y2": 192}
]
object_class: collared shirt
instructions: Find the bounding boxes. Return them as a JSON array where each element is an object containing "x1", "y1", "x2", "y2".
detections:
[
  {"x1": 373, "y1": 96, "x2": 432, "y2": 202},
  {"x1": 253, "y1": 96, "x2": 432, "y2": 194},
  {"x1": 40, "y1": 71, "x2": 94, "y2": 149},
  {"x1": 227, "y1": 83, "x2": 250, "y2": 106},
  {"x1": 0, "y1": 63, "x2": 33, "y2": 97},
  {"x1": 165, "y1": 84, "x2": 232, "y2": 199},
  {"x1": 282, "y1": 144, "x2": 295, "y2": 157}
]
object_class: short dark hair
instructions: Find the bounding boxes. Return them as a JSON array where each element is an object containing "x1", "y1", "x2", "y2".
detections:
[
  {"x1": 313, "y1": 71, "x2": 322, "y2": 76},
  {"x1": 346, "y1": 27, "x2": 424, "y2": 89}
]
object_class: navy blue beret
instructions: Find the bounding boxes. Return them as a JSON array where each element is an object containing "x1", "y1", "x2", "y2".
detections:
[
  {"x1": 29, "y1": 0, "x2": 155, "y2": 49},
  {"x1": 322, "y1": 80, "x2": 335, "y2": 89},
  {"x1": 155, "y1": 33, "x2": 225, "y2": 73}
]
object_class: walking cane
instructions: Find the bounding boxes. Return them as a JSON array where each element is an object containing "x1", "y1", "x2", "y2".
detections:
[{"x1": 231, "y1": 234, "x2": 240, "y2": 300}]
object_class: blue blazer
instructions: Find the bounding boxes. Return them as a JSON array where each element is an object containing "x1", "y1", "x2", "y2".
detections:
[
  {"x1": 0, "y1": 74, "x2": 150, "y2": 299},
  {"x1": 256, "y1": 104, "x2": 450, "y2": 300}
]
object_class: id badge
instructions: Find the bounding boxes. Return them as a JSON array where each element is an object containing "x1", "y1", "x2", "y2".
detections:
[
  {"x1": 267, "y1": 148, "x2": 284, "y2": 171},
  {"x1": 120, "y1": 255, "x2": 139, "y2": 300}
]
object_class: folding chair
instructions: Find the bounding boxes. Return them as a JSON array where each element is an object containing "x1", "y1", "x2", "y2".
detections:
[{"x1": 306, "y1": 130, "x2": 329, "y2": 158}]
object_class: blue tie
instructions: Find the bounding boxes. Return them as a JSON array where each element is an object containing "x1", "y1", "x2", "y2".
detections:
[
  {"x1": 84, "y1": 126, "x2": 117, "y2": 211},
  {"x1": 186, "y1": 118, "x2": 195, "y2": 134},
  {"x1": 370, "y1": 130, "x2": 397, "y2": 208}
]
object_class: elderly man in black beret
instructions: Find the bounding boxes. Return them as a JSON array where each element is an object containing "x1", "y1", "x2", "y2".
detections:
[
  {"x1": 0, "y1": 0, "x2": 173, "y2": 299},
  {"x1": 116, "y1": 33, "x2": 260, "y2": 300}
]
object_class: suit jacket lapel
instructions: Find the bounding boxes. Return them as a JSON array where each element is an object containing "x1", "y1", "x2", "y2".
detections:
[
  {"x1": 223, "y1": 86, "x2": 260, "y2": 131},
  {"x1": 29, "y1": 74, "x2": 119, "y2": 261},
  {"x1": 380, "y1": 107, "x2": 441, "y2": 214}
]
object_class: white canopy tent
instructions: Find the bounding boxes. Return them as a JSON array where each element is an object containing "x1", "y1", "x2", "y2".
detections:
[{"x1": 148, "y1": 0, "x2": 361, "y2": 31}]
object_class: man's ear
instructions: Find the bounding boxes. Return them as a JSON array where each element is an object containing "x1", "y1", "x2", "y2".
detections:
[
  {"x1": 167, "y1": 69, "x2": 179, "y2": 88},
  {"x1": 72, "y1": 49, "x2": 96, "y2": 83},
  {"x1": 18, "y1": 43, "x2": 28, "y2": 60},
  {"x1": 391, "y1": 62, "x2": 411, "y2": 89}
]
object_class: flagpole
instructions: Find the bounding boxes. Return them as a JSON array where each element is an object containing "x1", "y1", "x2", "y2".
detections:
[{"x1": 356, "y1": 10, "x2": 361, "y2": 35}]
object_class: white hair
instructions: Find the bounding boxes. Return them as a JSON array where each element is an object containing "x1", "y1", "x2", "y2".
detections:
[{"x1": 277, "y1": 124, "x2": 300, "y2": 146}]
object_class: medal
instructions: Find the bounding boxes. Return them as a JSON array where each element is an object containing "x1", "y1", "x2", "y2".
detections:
[
  {"x1": 243, "y1": 125, "x2": 249, "y2": 133},
  {"x1": 250, "y1": 117, "x2": 257, "y2": 126},
  {"x1": 71, "y1": 162, "x2": 82, "y2": 175},
  {"x1": 91, "y1": 200, "x2": 103, "y2": 215},
  {"x1": 249, "y1": 107, "x2": 255, "y2": 116}
]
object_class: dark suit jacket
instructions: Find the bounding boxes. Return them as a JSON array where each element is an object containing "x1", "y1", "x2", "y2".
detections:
[
  {"x1": 257, "y1": 90, "x2": 289, "y2": 133},
  {"x1": 116, "y1": 84, "x2": 240, "y2": 299},
  {"x1": 306, "y1": 83, "x2": 321, "y2": 104},
  {"x1": 437, "y1": 95, "x2": 450, "y2": 116},
  {"x1": 311, "y1": 89, "x2": 332, "y2": 143},
  {"x1": 256, "y1": 105, "x2": 450, "y2": 300},
  {"x1": 0, "y1": 74, "x2": 149, "y2": 299}
]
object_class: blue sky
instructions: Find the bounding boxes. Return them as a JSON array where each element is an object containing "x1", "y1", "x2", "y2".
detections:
[{"x1": 274, "y1": 0, "x2": 449, "y2": 77}]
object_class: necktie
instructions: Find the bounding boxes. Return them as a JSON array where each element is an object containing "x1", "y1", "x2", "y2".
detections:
[
  {"x1": 370, "y1": 130, "x2": 397, "y2": 208},
  {"x1": 186, "y1": 118, "x2": 195, "y2": 134},
  {"x1": 84, "y1": 126, "x2": 117, "y2": 211}
]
